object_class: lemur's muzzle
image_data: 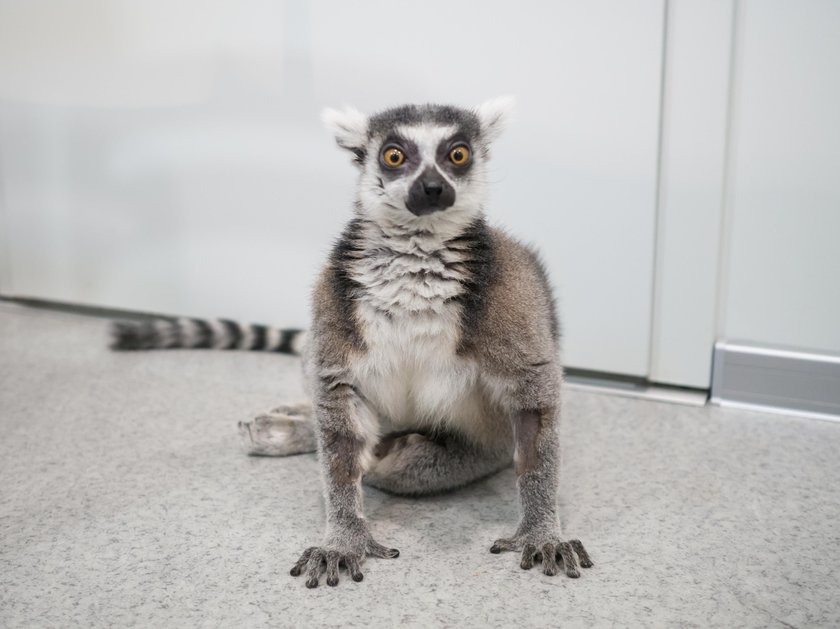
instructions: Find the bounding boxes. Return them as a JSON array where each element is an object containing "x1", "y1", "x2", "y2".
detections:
[{"x1": 406, "y1": 167, "x2": 455, "y2": 216}]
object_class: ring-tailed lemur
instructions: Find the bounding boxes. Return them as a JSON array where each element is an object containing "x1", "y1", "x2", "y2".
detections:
[{"x1": 111, "y1": 98, "x2": 592, "y2": 587}]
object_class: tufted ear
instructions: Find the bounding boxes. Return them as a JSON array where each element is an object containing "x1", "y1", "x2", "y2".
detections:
[
  {"x1": 476, "y1": 96, "x2": 515, "y2": 143},
  {"x1": 322, "y1": 105, "x2": 369, "y2": 165}
]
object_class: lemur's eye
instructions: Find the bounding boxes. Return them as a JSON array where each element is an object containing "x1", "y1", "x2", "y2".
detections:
[
  {"x1": 382, "y1": 147, "x2": 405, "y2": 168},
  {"x1": 449, "y1": 145, "x2": 470, "y2": 166}
]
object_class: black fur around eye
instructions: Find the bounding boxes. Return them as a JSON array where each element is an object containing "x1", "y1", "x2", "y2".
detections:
[{"x1": 381, "y1": 146, "x2": 405, "y2": 168}]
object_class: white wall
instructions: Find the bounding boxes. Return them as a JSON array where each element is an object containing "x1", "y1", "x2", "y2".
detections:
[
  {"x1": 0, "y1": 0, "x2": 665, "y2": 377},
  {"x1": 5, "y1": 0, "x2": 836, "y2": 386},
  {"x1": 718, "y1": 0, "x2": 840, "y2": 353}
]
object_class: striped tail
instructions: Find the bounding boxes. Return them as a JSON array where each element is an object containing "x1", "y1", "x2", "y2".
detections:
[{"x1": 109, "y1": 317, "x2": 306, "y2": 355}]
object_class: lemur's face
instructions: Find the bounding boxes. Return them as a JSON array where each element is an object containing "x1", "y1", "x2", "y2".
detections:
[
  {"x1": 373, "y1": 125, "x2": 471, "y2": 217},
  {"x1": 323, "y1": 99, "x2": 512, "y2": 227}
]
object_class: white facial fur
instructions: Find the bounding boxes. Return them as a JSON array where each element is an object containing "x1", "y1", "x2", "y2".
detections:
[
  {"x1": 364, "y1": 123, "x2": 485, "y2": 236},
  {"x1": 322, "y1": 98, "x2": 514, "y2": 238}
]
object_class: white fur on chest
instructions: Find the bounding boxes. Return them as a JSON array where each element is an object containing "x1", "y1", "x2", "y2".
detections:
[
  {"x1": 353, "y1": 305, "x2": 484, "y2": 430},
  {"x1": 348, "y1": 224, "x2": 488, "y2": 434}
]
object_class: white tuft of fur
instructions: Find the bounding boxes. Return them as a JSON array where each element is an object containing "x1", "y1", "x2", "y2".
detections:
[
  {"x1": 291, "y1": 330, "x2": 308, "y2": 355},
  {"x1": 208, "y1": 319, "x2": 229, "y2": 349},
  {"x1": 238, "y1": 404, "x2": 316, "y2": 456},
  {"x1": 476, "y1": 95, "x2": 515, "y2": 143},
  {"x1": 321, "y1": 105, "x2": 368, "y2": 152},
  {"x1": 174, "y1": 318, "x2": 195, "y2": 347},
  {"x1": 350, "y1": 396, "x2": 381, "y2": 474},
  {"x1": 239, "y1": 325, "x2": 255, "y2": 350},
  {"x1": 266, "y1": 325, "x2": 282, "y2": 351}
]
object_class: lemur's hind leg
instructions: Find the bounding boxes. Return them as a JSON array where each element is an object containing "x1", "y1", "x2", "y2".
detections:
[
  {"x1": 364, "y1": 431, "x2": 511, "y2": 496},
  {"x1": 238, "y1": 402, "x2": 316, "y2": 456}
]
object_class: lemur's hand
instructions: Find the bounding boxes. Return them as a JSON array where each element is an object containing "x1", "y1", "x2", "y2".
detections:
[
  {"x1": 490, "y1": 521, "x2": 592, "y2": 578},
  {"x1": 290, "y1": 518, "x2": 399, "y2": 588}
]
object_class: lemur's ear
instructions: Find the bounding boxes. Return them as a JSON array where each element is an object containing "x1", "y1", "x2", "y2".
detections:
[
  {"x1": 476, "y1": 96, "x2": 515, "y2": 143},
  {"x1": 322, "y1": 106, "x2": 369, "y2": 165}
]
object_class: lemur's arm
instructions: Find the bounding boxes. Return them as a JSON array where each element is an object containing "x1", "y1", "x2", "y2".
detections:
[
  {"x1": 490, "y1": 369, "x2": 593, "y2": 576},
  {"x1": 514, "y1": 406, "x2": 587, "y2": 577},
  {"x1": 478, "y1": 236, "x2": 592, "y2": 577},
  {"x1": 289, "y1": 376, "x2": 399, "y2": 588},
  {"x1": 289, "y1": 266, "x2": 399, "y2": 589}
]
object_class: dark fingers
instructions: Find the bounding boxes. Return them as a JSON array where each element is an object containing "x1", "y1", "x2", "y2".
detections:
[
  {"x1": 490, "y1": 538, "x2": 516, "y2": 554},
  {"x1": 570, "y1": 539, "x2": 593, "y2": 568},
  {"x1": 556, "y1": 542, "x2": 580, "y2": 578},
  {"x1": 325, "y1": 550, "x2": 340, "y2": 587},
  {"x1": 367, "y1": 540, "x2": 400, "y2": 559},
  {"x1": 541, "y1": 543, "x2": 559, "y2": 576},
  {"x1": 290, "y1": 546, "x2": 316, "y2": 577},
  {"x1": 304, "y1": 549, "x2": 325, "y2": 588},
  {"x1": 520, "y1": 543, "x2": 537, "y2": 570},
  {"x1": 345, "y1": 554, "x2": 364, "y2": 582}
]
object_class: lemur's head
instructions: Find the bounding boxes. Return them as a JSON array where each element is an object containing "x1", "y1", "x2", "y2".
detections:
[{"x1": 323, "y1": 98, "x2": 513, "y2": 228}]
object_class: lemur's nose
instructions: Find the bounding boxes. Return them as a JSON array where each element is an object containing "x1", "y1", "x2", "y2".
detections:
[
  {"x1": 406, "y1": 166, "x2": 455, "y2": 215},
  {"x1": 423, "y1": 181, "x2": 443, "y2": 201}
]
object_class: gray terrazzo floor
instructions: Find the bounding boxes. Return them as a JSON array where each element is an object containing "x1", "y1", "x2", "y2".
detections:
[{"x1": 1, "y1": 302, "x2": 839, "y2": 628}]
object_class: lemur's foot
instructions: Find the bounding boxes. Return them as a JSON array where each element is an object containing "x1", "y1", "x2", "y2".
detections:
[
  {"x1": 290, "y1": 525, "x2": 400, "y2": 588},
  {"x1": 490, "y1": 533, "x2": 592, "y2": 578},
  {"x1": 238, "y1": 402, "x2": 316, "y2": 456}
]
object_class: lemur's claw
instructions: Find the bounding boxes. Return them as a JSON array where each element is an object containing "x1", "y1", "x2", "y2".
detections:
[
  {"x1": 490, "y1": 536, "x2": 592, "y2": 578},
  {"x1": 291, "y1": 538, "x2": 399, "y2": 588}
]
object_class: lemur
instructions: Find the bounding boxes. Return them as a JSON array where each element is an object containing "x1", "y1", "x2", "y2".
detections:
[{"x1": 111, "y1": 98, "x2": 592, "y2": 587}]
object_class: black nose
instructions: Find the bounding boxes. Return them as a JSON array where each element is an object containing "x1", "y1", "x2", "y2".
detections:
[
  {"x1": 405, "y1": 166, "x2": 456, "y2": 216},
  {"x1": 423, "y1": 181, "x2": 443, "y2": 202}
]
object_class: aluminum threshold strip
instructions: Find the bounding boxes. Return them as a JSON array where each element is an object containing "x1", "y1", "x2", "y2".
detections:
[
  {"x1": 711, "y1": 339, "x2": 840, "y2": 422},
  {"x1": 564, "y1": 372, "x2": 708, "y2": 407}
]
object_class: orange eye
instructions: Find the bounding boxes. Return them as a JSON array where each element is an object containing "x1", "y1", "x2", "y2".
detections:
[
  {"x1": 449, "y1": 145, "x2": 470, "y2": 166},
  {"x1": 382, "y1": 147, "x2": 405, "y2": 167}
]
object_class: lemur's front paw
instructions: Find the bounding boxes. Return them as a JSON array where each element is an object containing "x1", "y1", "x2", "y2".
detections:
[
  {"x1": 290, "y1": 528, "x2": 399, "y2": 588},
  {"x1": 490, "y1": 528, "x2": 592, "y2": 578}
]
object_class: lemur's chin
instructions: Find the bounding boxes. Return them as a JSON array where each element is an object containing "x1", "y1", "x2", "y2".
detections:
[{"x1": 404, "y1": 201, "x2": 454, "y2": 217}]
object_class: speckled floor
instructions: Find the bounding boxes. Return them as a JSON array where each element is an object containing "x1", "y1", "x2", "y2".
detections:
[{"x1": 1, "y1": 302, "x2": 839, "y2": 628}]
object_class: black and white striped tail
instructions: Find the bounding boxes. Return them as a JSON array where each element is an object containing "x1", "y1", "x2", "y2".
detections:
[{"x1": 109, "y1": 317, "x2": 306, "y2": 355}]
